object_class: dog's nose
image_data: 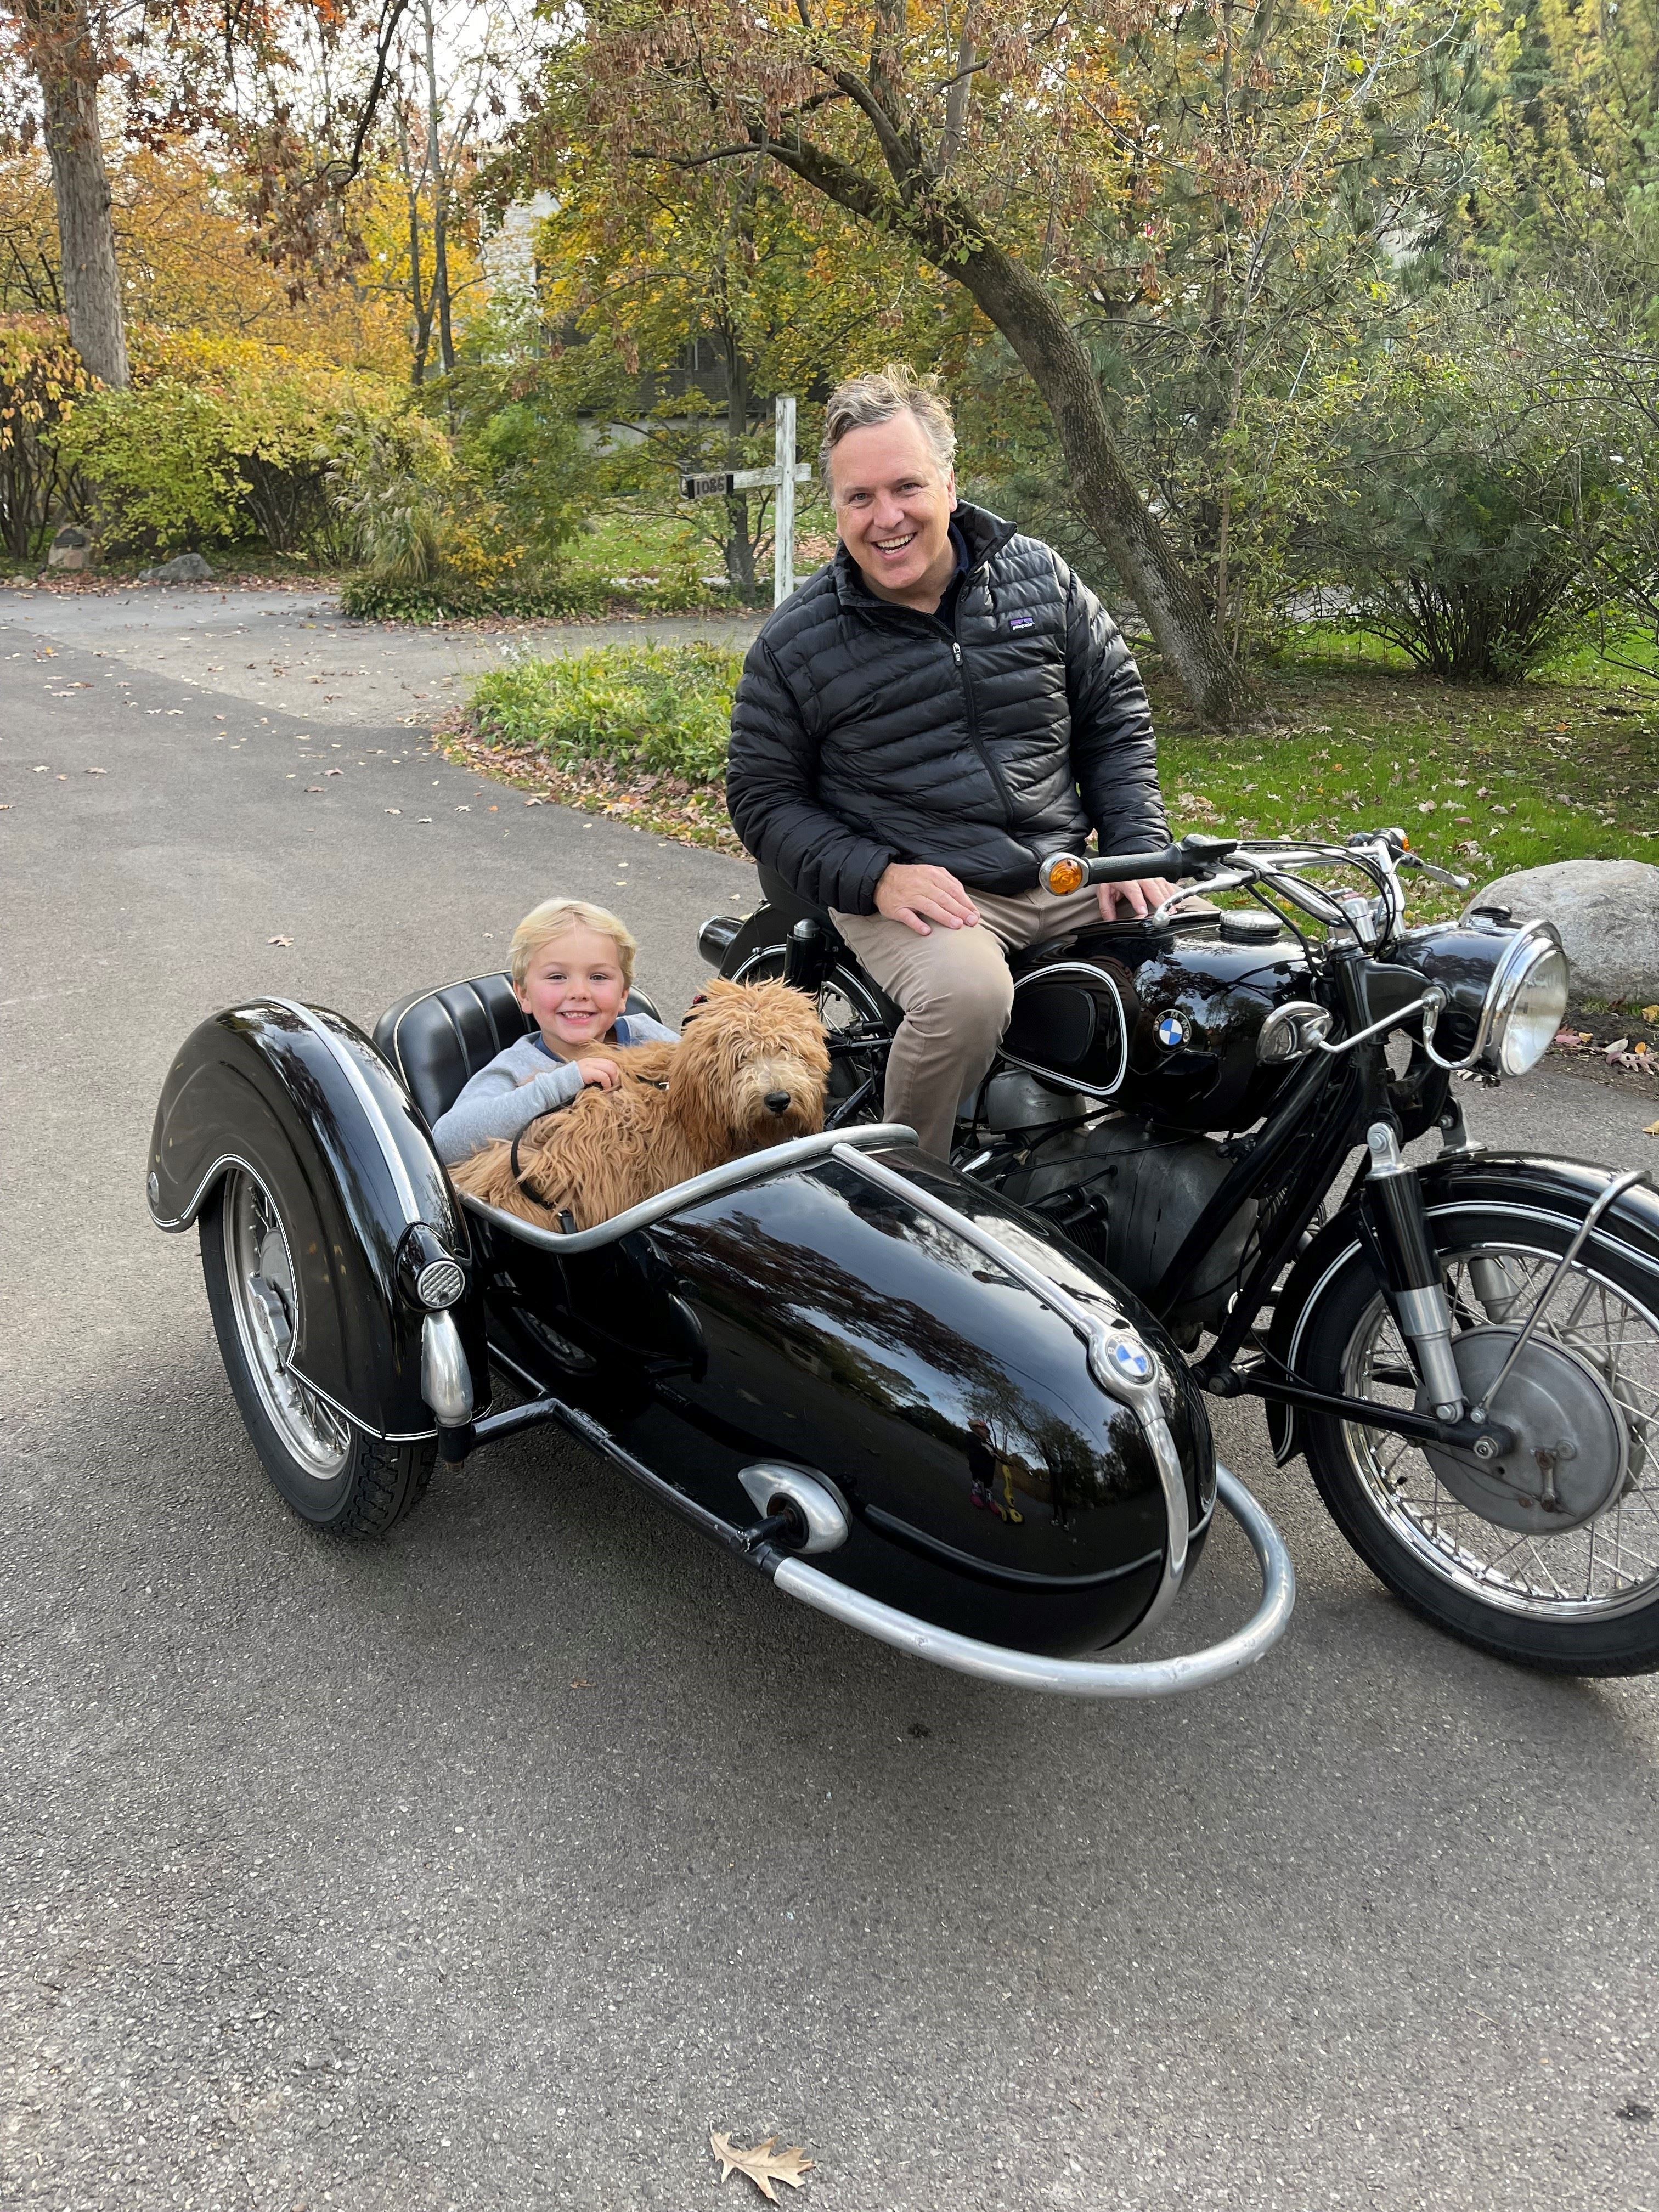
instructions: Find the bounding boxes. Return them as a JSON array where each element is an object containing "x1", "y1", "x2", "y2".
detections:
[{"x1": 764, "y1": 1090, "x2": 792, "y2": 1115}]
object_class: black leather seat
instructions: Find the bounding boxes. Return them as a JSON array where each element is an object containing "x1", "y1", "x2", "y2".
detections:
[{"x1": 373, "y1": 974, "x2": 664, "y2": 1128}]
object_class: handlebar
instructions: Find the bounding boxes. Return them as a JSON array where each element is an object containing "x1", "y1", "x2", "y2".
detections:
[{"x1": 1039, "y1": 837, "x2": 1233, "y2": 895}]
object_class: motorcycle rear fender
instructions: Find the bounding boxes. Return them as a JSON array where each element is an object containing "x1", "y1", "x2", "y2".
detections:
[
  {"x1": 1263, "y1": 1150, "x2": 1659, "y2": 1466},
  {"x1": 148, "y1": 998, "x2": 487, "y2": 1440}
]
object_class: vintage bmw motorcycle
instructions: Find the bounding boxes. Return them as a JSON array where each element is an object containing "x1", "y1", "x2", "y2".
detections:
[{"x1": 703, "y1": 828, "x2": 1659, "y2": 1677}]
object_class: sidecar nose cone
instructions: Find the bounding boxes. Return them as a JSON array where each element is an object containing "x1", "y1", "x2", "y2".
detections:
[{"x1": 765, "y1": 1090, "x2": 791, "y2": 1114}]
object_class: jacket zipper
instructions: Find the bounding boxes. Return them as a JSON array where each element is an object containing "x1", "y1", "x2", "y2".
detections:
[{"x1": 953, "y1": 570, "x2": 1020, "y2": 828}]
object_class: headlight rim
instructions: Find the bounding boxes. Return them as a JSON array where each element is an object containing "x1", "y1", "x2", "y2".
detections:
[{"x1": 1476, "y1": 919, "x2": 1568, "y2": 1077}]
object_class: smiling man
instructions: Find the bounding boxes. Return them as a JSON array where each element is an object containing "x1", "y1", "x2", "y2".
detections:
[{"x1": 726, "y1": 363, "x2": 1173, "y2": 1159}]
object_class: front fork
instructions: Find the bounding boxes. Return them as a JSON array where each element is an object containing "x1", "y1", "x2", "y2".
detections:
[{"x1": 1361, "y1": 1122, "x2": 1466, "y2": 1418}]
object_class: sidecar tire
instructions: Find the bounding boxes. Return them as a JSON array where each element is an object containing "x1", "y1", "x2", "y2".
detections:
[
  {"x1": 199, "y1": 1171, "x2": 436, "y2": 1537},
  {"x1": 1300, "y1": 1210, "x2": 1659, "y2": 1675}
]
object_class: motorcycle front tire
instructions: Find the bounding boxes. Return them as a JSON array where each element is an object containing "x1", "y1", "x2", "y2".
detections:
[{"x1": 1299, "y1": 1201, "x2": 1659, "y2": 1675}]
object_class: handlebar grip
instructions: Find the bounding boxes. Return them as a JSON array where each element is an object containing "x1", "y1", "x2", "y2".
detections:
[{"x1": 1039, "y1": 845, "x2": 1184, "y2": 895}]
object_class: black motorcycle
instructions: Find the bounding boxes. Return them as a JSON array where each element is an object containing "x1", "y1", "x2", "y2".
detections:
[{"x1": 701, "y1": 828, "x2": 1659, "y2": 1677}]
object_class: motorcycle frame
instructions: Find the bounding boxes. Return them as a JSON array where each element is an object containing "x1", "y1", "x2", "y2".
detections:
[{"x1": 815, "y1": 933, "x2": 1505, "y2": 1457}]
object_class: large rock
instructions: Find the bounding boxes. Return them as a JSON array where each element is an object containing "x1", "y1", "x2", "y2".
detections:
[
  {"x1": 47, "y1": 524, "x2": 91, "y2": 572},
  {"x1": 139, "y1": 551, "x2": 212, "y2": 584},
  {"x1": 1466, "y1": 859, "x2": 1659, "y2": 1005}
]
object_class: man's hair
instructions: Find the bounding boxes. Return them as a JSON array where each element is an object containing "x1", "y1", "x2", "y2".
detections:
[
  {"x1": 819, "y1": 363, "x2": 957, "y2": 493},
  {"x1": 510, "y1": 897, "x2": 638, "y2": 992}
]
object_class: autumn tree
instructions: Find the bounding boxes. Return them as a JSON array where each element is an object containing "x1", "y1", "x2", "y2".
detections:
[
  {"x1": 0, "y1": 0, "x2": 419, "y2": 388},
  {"x1": 545, "y1": 0, "x2": 1280, "y2": 721},
  {"x1": 532, "y1": 123, "x2": 964, "y2": 595}
]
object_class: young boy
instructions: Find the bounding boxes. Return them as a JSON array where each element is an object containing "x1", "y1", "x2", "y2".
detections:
[{"x1": 431, "y1": 897, "x2": 679, "y2": 1166}]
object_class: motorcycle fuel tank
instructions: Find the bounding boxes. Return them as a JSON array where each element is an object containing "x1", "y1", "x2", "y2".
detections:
[{"x1": 1003, "y1": 916, "x2": 1317, "y2": 1131}]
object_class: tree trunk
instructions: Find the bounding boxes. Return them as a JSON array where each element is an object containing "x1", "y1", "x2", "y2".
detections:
[
  {"x1": 32, "y1": 3, "x2": 128, "y2": 388},
  {"x1": 722, "y1": 332, "x2": 755, "y2": 600},
  {"x1": 420, "y1": 0, "x2": 455, "y2": 377},
  {"x1": 955, "y1": 237, "x2": 1255, "y2": 727}
]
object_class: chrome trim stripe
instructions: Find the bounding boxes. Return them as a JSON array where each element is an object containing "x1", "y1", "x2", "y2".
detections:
[
  {"x1": 773, "y1": 1465, "x2": 1293, "y2": 1698},
  {"x1": 831, "y1": 1143, "x2": 1192, "y2": 1635},
  {"x1": 1006, "y1": 960, "x2": 1129, "y2": 1097},
  {"x1": 149, "y1": 1149, "x2": 261, "y2": 1232},
  {"x1": 456, "y1": 1124, "x2": 920, "y2": 1252},
  {"x1": 270, "y1": 997, "x2": 425, "y2": 1225},
  {"x1": 280, "y1": 1362, "x2": 437, "y2": 1445}
]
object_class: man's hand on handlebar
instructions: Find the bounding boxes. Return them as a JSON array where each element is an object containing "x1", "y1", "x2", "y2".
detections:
[
  {"x1": 875, "y1": 861, "x2": 981, "y2": 936},
  {"x1": 1096, "y1": 876, "x2": 1177, "y2": 923}
]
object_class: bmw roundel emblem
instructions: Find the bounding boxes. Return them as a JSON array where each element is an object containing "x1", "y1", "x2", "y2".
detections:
[
  {"x1": 1111, "y1": 1338, "x2": 1154, "y2": 1380},
  {"x1": 1156, "y1": 1012, "x2": 1188, "y2": 1049}
]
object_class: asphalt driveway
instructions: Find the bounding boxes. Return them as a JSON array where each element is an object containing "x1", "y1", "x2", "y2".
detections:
[{"x1": 3, "y1": 586, "x2": 1657, "y2": 2212}]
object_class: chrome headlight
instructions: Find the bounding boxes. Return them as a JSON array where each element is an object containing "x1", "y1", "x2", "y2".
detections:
[{"x1": 1479, "y1": 922, "x2": 1569, "y2": 1076}]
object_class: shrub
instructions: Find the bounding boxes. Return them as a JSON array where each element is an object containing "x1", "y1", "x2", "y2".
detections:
[
  {"x1": 0, "y1": 317, "x2": 91, "y2": 559},
  {"x1": 54, "y1": 331, "x2": 400, "y2": 560},
  {"x1": 1311, "y1": 306, "x2": 1610, "y2": 683},
  {"x1": 470, "y1": 642, "x2": 741, "y2": 782}
]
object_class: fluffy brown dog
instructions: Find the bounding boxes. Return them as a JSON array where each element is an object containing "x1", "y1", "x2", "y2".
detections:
[{"x1": 450, "y1": 977, "x2": 830, "y2": 1231}]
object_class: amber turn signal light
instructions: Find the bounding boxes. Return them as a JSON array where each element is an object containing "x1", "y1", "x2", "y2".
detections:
[{"x1": 1041, "y1": 854, "x2": 1087, "y2": 896}]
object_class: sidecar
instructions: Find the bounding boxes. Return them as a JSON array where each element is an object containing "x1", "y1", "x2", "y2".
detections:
[{"x1": 147, "y1": 975, "x2": 1293, "y2": 1696}]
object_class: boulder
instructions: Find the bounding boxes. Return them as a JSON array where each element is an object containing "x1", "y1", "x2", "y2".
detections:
[
  {"x1": 139, "y1": 551, "x2": 212, "y2": 584},
  {"x1": 47, "y1": 524, "x2": 91, "y2": 572},
  {"x1": 1466, "y1": 859, "x2": 1659, "y2": 1005}
]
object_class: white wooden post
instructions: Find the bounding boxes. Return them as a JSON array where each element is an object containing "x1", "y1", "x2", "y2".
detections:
[
  {"x1": 773, "y1": 393, "x2": 797, "y2": 608},
  {"x1": 678, "y1": 394, "x2": 809, "y2": 608}
]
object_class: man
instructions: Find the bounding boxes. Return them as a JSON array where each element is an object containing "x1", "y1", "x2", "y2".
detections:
[{"x1": 726, "y1": 364, "x2": 1173, "y2": 1159}]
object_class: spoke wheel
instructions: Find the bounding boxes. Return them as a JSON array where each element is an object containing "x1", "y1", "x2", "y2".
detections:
[
  {"x1": 199, "y1": 1169, "x2": 436, "y2": 1536},
  {"x1": 1301, "y1": 1208, "x2": 1659, "y2": 1673},
  {"x1": 222, "y1": 1170, "x2": 352, "y2": 1480}
]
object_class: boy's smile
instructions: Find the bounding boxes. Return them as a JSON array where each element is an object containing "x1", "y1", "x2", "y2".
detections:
[{"x1": 516, "y1": 927, "x2": 628, "y2": 1055}]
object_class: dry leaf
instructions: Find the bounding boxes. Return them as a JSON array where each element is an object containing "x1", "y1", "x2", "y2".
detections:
[
  {"x1": 1645, "y1": 1120, "x2": 1659, "y2": 1137},
  {"x1": 385, "y1": 807, "x2": 402, "y2": 815},
  {"x1": 1644, "y1": 1007, "x2": 1659, "y2": 1023},
  {"x1": 524, "y1": 795, "x2": 546, "y2": 806},
  {"x1": 710, "y1": 2131, "x2": 814, "y2": 2202},
  {"x1": 84, "y1": 765, "x2": 105, "y2": 774},
  {"x1": 267, "y1": 934, "x2": 292, "y2": 947},
  {"x1": 1605, "y1": 1037, "x2": 1630, "y2": 1058}
]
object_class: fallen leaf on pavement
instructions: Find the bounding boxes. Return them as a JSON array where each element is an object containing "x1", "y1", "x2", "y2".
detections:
[
  {"x1": 84, "y1": 765, "x2": 106, "y2": 774},
  {"x1": 267, "y1": 935, "x2": 292, "y2": 947},
  {"x1": 524, "y1": 795, "x2": 546, "y2": 806},
  {"x1": 1605, "y1": 1037, "x2": 1630, "y2": 1058},
  {"x1": 1645, "y1": 1120, "x2": 1659, "y2": 1137},
  {"x1": 385, "y1": 807, "x2": 402, "y2": 815},
  {"x1": 1645, "y1": 1007, "x2": 1659, "y2": 1023},
  {"x1": 306, "y1": 785, "x2": 323, "y2": 792},
  {"x1": 416, "y1": 815, "x2": 433, "y2": 822},
  {"x1": 710, "y1": 2131, "x2": 814, "y2": 2202},
  {"x1": 32, "y1": 763, "x2": 47, "y2": 771},
  {"x1": 325, "y1": 768, "x2": 342, "y2": 776}
]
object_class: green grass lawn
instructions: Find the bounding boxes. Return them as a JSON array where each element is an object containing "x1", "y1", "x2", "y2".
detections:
[
  {"x1": 457, "y1": 623, "x2": 1659, "y2": 924},
  {"x1": 1147, "y1": 637, "x2": 1659, "y2": 919}
]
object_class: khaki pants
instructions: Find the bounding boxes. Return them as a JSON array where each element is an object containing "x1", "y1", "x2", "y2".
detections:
[{"x1": 831, "y1": 884, "x2": 1110, "y2": 1159}]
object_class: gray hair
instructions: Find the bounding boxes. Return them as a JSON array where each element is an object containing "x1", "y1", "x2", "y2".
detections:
[{"x1": 819, "y1": 363, "x2": 957, "y2": 494}]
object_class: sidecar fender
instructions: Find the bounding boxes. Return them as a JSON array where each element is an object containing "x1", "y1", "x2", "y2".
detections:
[
  {"x1": 1264, "y1": 1149, "x2": 1659, "y2": 1466},
  {"x1": 148, "y1": 997, "x2": 485, "y2": 1440}
]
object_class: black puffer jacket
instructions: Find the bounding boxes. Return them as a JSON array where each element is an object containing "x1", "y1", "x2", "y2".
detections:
[{"x1": 726, "y1": 501, "x2": 1167, "y2": 914}]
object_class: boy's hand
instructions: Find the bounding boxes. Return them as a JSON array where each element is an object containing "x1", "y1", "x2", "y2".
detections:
[{"x1": 573, "y1": 1056, "x2": 622, "y2": 1091}]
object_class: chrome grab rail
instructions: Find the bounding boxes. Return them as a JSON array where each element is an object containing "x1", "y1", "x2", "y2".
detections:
[
  {"x1": 773, "y1": 1464, "x2": 1295, "y2": 1698},
  {"x1": 455, "y1": 1123, "x2": 919, "y2": 1254}
]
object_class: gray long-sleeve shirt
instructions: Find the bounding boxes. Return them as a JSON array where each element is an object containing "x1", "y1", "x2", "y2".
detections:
[{"x1": 430, "y1": 1013, "x2": 679, "y2": 1165}]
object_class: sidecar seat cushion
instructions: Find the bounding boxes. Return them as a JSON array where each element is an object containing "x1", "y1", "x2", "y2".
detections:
[{"x1": 373, "y1": 975, "x2": 663, "y2": 1127}]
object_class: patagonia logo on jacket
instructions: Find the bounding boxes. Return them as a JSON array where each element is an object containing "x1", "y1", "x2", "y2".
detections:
[{"x1": 1008, "y1": 613, "x2": 1035, "y2": 631}]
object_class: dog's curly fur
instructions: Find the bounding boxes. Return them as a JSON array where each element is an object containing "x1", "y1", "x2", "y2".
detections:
[{"x1": 450, "y1": 978, "x2": 830, "y2": 1231}]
